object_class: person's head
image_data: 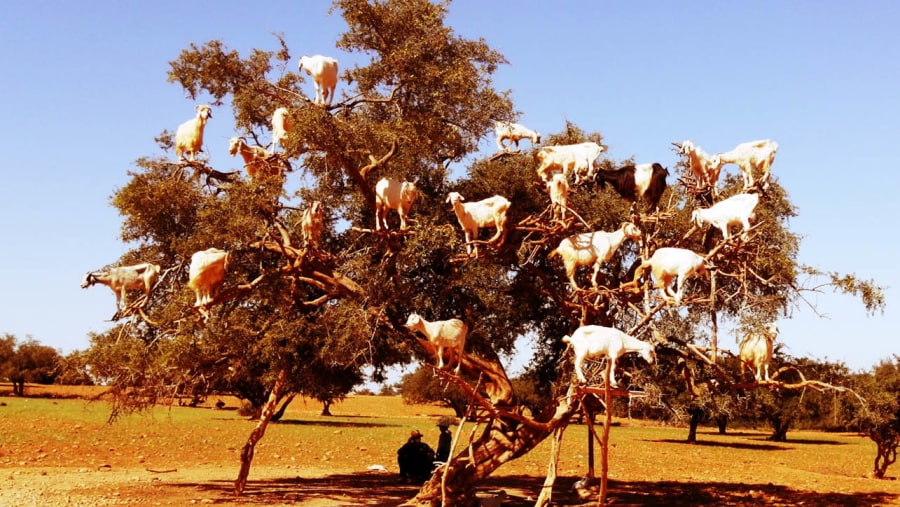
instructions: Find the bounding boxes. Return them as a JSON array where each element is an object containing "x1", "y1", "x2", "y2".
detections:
[
  {"x1": 409, "y1": 430, "x2": 423, "y2": 442},
  {"x1": 437, "y1": 416, "x2": 453, "y2": 431}
]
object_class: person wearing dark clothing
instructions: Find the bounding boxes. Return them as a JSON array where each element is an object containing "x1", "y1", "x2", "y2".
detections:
[
  {"x1": 435, "y1": 418, "x2": 452, "y2": 463},
  {"x1": 397, "y1": 430, "x2": 435, "y2": 484}
]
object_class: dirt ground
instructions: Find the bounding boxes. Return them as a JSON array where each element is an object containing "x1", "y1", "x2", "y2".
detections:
[
  {"x1": 4, "y1": 463, "x2": 899, "y2": 507},
  {"x1": 3, "y1": 387, "x2": 900, "y2": 506}
]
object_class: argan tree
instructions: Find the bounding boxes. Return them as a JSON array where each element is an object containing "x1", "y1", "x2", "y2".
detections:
[
  {"x1": 83, "y1": 0, "x2": 885, "y2": 505},
  {"x1": 0, "y1": 334, "x2": 61, "y2": 396}
]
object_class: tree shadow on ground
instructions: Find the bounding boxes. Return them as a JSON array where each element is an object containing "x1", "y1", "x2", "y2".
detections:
[
  {"x1": 174, "y1": 471, "x2": 899, "y2": 506},
  {"x1": 696, "y1": 430, "x2": 848, "y2": 446},
  {"x1": 272, "y1": 418, "x2": 398, "y2": 429},
  {"x1": 175, "y1": 472, "x2": 421, "y2": 506},
  {"x1": 650, "y1": 438, "x2": 789, "y2": 451}
]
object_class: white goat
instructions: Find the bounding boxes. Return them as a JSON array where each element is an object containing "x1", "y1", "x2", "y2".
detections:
[
  {"x1": 271, "y1": 107, "x2": 293, "y2": 152},
  {"x1": 678, "y1": 140, "x2": 724, "y2": 195},
  {"x1": 375, "y1": 177, "x2": 419, "y2": 231},
  {"x1": 301, "y1": 201, "x2": 324, "y2": 249},
  {"x1": 81, "y1": 263, "x2": 161, "y2": 314},
  {"x1": 405, "y1": 313, "x2": 468, "y2": 373},
  {"x1": 549, "y1": 222, "x2": 642, "y2": 290},
  {"x1": 188, "y1": 248, "x2": 229, "y2": 319},
  {"x1": 632, "y1": 247, "x2": 708, "y2": 305},
  {"x1": 716, "y1": 139, "x2": 778, "y2": 191},
  {"x1": 691, "y1": 192, "x2": 759, "y2": 241},
  {"x1": 739, "y1": 322, "x2": 779, "y2": 381},
  {"x1": 228, "y1": 137, "x2": 272, "y2": 179},
  {"x1": 534, "y1": 142, "x2": 605, "y2": 185},
  {"x1": 298, "y1": 55, "x2": 339, "y2": 106},
  {"x1": 562, "y1": 325, "x2": 656, "y2": 386},
  {"x1": 546, "y1": 172, "x2": 570, "y2": 220},
  {"x1": 446, "y1": 192, "x2": 511, "y2": 257},
  {"x1": 175, "y1": 105, "x2": 212, "y2": 162},
  {"x1": 493, "y1": 121, "x2": 540, "y2": 152}
]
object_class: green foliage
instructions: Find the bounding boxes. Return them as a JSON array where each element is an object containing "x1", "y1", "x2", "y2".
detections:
[
  {"x1": 852, "y1": 357, "x2": 900, "y2": 478},
  {"x1": 0, "y1": 334, "x2": 62, "y2": 396},
  {"x1": 76, "y1": 1, "x2": 888, "y2": 493},
  {"x1": 399, "y1": 366, "x2": 471, "y2": 417},
  {"x1": 56, "y1": 350, "x2": 95, "y2": 386}
]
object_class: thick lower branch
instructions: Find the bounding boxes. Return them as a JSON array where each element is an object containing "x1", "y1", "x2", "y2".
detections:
[{"x1": 234, "y1": 369, "x2": 290, "y2": 495}]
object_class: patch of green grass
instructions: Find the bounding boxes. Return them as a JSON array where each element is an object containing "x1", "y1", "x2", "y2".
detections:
[{"x1": 0, "y1": 394, "x2": 893, "y2": 498}]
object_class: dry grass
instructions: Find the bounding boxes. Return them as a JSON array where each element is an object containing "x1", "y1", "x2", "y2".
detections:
[{"x1": 2, "y1": 385, "x2": 900, "y2": 506}]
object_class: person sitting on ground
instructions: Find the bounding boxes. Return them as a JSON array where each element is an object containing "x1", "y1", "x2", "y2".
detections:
[{"x1": 397, "y1": 430, "x2": 435, "y2": 484}]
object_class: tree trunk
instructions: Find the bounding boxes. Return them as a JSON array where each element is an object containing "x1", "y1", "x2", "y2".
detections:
[
  {"x1": 686, "y1": 408, "x2": 703, "y2": 443},
  {"x1": 768, "y1": 415, "x2": 791, "y2": 442},
  {"x1": 709, "y1": 270, "x2": 718, "y2": 364},
  {"x1": 320, "y1": 399, "x2": 332, "y2": 416},
  {"x1": 874, "y1": 435, "x2": 898, "y2": 479},
  {"x1": 416, "y1": 401, "x2": 577, "y2": 506},
  {"x1": 412, "y1": 350, "x2": 578, "y2": 506},
  {"x1": 234, "y1": 369, "x2": 289, "y2": 495},
  {"x1": 534, "y1": 424, "x2": 566, "y2": 507},
  {"x1": 715, "y1": 415, "x2": 728, "y2": 435},
  {"x1": 12, "y1": 379, "x2": 24, "y2": 396},
  {"x1": 270, "y1": 393, "x2": 296, "y2": 422}
]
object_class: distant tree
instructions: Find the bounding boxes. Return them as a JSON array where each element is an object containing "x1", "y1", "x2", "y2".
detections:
[
  {"x1": 378, "y1": 383, "x2": 398, "y2": 396},
  {"x1": 301, "y1": 364, "x2": 363, "y2": 416},
  {"x1": 854, "y1": 358, "x2": 900, "y2": 479},
  {"x1": 57, "y1": 350, "x2": 95, "y2": 386},
  {"x1": 736, "y1": 354, "x2": 854, "y2": 441},
  {"x1": 0, "y1": 334, "x2": 15, "y2": 387},
  {"x1": 400, "y1": 367, "x2": 471, "y2": 418},
  {"x1": 0, "y1": 335, "x2": 61, "y2": 396},
  {"x1": 510, "y1": 373, "x2": 552, "y2": 418}
]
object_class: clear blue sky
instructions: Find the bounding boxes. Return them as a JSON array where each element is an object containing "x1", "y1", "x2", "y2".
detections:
[{"x1": 0, "y1": 1, "x2": 897, "y2": 372}]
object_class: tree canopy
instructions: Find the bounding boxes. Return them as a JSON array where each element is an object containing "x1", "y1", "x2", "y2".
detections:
[
  {"x1": 80, "y1": 0, "x2": 885, "y2": 504},
  {"x1": 0, "y1": 334, "x2": 61, "y2": 396}
]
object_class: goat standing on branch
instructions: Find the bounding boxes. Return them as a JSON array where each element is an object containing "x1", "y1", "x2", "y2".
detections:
[
  {"x1": 630, "y1": 247, "x2": 709, "y2": 305},
  {"x1": 81, "y1": 263, "x2": 161, "y2": 318},
  {"x1": 691, "y1": 192, "x2": 759, "y2": 241},
  {"x1": 188, "y1": 248, "x2": 229, "y2": 321},
  {"x1": 546, "y1": 172, "x2": 570, "y2": 221},
  {"x1": 228, "y1": 137, "x2": 273, "y2": 179},
  {"x1": 300, "y1": 201, "x2": 324, "y2": 249},
  {"x1": 595, "y1": 162, "x2": 669, "y2": 210},
  {"x1": 375, "y1": 177, "x2": 418, "y2": 232},
  {"x1": 446, "y1": 192, "x2": 511, "y2": 257},
  {"x1": 493, "y1": 121, "x2": 540, "y2": 152},
  {"x1": 271, "y1": 107, "x2": 293, "y2": 153},
  {"x1": 405, "y1": 313, "x2": 468, "y2": 373},
  {"x1": 534, "y1": 142, "x2": 605, "y2": 185},
  {"x1": 676, "y1": 140, "x2": 723, "y2": 197},
  {"x1": 563, "y1": 325, "x2": 656, "y2": 386},
  {"x1": 175, "y1": 105, "x2": 212, "y2": 162},
  {"x1": 298, "y1": 55, "x2": 339, "y2": 106},
  {"x1": 716, "y1": 139, "x2": 778, "y2": 191},
  {"x1": 739, "y1": 322, "x2": 779, "y2": 381},
  {"x1": 549, "y1": 222, "x2": 642, "y2": 290}
]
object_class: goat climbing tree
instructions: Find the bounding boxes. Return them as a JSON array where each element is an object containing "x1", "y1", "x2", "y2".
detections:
[{"x1": 84, "y1": 0, "x2": 885, "y2": 505}]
